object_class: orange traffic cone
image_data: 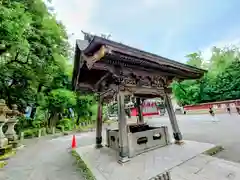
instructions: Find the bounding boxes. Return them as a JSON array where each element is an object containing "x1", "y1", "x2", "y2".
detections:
[{"x1": 71, "y1": 135, "x2": 77, "y2": 149}]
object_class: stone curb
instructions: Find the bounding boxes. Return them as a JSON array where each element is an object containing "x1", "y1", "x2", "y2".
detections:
[
  {"x1": 71, "y1": 149, "x2": 96, "y2": 180},
  {"x1": 203, "y1": 145, "x2": 224, "y2": 156}
]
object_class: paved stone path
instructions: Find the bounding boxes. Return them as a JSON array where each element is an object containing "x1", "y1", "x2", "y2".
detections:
[
  {"x1": 171, "y1": 154, "x2": 240, "y2": 180},
  {"x1": 1, "y1": 114, "x2": 240, "y2": 179},
  {"x1": 147, "y1": 113, "x2": 240, "y2": 163},
  {"x1": 0, "y1": 134, "x2": 93, "y2": 180}
]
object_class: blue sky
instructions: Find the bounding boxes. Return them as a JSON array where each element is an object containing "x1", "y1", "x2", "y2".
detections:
[{"x1": 51, "y1": 0, "x2": 240, "y2": 62}]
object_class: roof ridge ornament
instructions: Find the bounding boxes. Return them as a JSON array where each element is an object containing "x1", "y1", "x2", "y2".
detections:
[
  {"x1": 100, "y1": 33, "x2": 111, "y2": 40},
  {"x1": 81, "y1": 30, "x2": 94, "y2": 42}
]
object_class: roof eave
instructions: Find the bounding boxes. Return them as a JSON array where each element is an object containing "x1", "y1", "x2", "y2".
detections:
[{"x1": 81, "y1": 35, "x2": 207, "y2": 75}]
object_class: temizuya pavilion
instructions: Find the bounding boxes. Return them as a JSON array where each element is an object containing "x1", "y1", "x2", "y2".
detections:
[{"x1": 72, "y1": 32, "x2": 206, "y2": 164}]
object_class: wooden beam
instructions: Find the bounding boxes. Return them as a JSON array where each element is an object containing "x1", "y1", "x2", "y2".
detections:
[{"x1": 94, "y1": 72, "x2": 111, "y2": 90}]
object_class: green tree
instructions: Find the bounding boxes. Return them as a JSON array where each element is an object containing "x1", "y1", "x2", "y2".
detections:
[
  {"x1": 75, "y1": 94, "x2": 96, "y2": 125},
  {"x1": 0, "y1": 0, "x2": 70, "y2": 111},
  {"x1": 172, "y1": 47, "x2": 240, "y2": 106},
  {"x1": 0, "y1": 0, "x2": 101, "y2": 133},
  {"x1": 41, "y1": 89, "x2": 76, "y2": 128},
  {"x1": 185, "y1": 52, "x2": 204, "y2": 68}
]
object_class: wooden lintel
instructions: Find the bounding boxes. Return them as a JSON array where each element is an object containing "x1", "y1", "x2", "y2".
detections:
[
  {"x1": 119, "y1": 85, "x2": 165, "y2": 97},
  {"x1": 134, "y1": 94, "x2": 163, "y2": 99}
]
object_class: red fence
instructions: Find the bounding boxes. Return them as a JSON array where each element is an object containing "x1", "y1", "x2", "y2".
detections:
[{"x1": 184, "y1": 99, "x2": 240, "y2": 114}]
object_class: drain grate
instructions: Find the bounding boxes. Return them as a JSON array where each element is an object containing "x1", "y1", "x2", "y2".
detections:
[{"x1": 149, "y1": 171, "x2": 171, "y2": 180}]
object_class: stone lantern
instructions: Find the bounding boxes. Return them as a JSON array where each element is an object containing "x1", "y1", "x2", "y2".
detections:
[
  {"x1": 0, "y1": 99, "x2": 10, "y2": 148},
  {"x1": 5, "y1": 104, "x2": 20, "y2": 143}
]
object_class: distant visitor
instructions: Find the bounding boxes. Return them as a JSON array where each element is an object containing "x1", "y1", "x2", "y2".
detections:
[
  {"x1": 236, "y1": 106, "x2": 240, "y2": 115},
  {"x1": 227, "y1": 105, "x2": 231, "y2": 115},
  {"x1": 209, "y1": 107, "x2": 218, "y2": 122}
]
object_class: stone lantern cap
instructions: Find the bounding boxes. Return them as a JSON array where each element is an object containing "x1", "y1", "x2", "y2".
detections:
[
  {"x1": 0, "y1": 99, "x2": 11, "y2": 122},
  {"x1": 6, "y1": 104, "x2": 21, "y2": 123}
]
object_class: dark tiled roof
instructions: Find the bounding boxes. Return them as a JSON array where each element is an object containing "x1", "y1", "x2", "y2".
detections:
[{"x1": 81, "y1": 34, "x2": 206, "y2": 74}]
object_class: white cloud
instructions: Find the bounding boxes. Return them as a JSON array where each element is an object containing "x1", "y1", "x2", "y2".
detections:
[
  {"x1": 170, "y1": 37, "x2": 240, "y2": 63},
  {"x1": 51, "y1": 0, "x2": 100, "y2": 45},
  {"x1": 141, "y1": 0, "x2": 182, "y2": 10},
  {"x1": 50, "y1": 0, "x2": 240, "y2": 65},
  {"x1": 199, "y1": 26, "x2": 240, "y2": 60},
  {"x1": 201, "y1": 38, "x2": 240, "y2": 60}
]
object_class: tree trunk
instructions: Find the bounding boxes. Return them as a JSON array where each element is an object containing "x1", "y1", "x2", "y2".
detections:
[
  {"x1": 30, "y1": 106, "x2": 37, "y2": 119},
  {"x1": 30, "y1": 83, "x2": 43, "y2": 119},
  {"x1": 48, "y1": 113, "x2": 53, "y2": 128},
  {"x1": 50, "y1": 113, "x2": 59, "y2": 129},
  {"x1": 76, "y1": 115, "x2": 80, "y2": 125}
]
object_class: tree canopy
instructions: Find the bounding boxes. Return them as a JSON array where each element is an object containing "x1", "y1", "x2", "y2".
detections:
[
  {"x1": 0, "y1": 0, "x2": 95, "y2": 132},
  {"x1": 172, "y1": 47, "x2": 240, "y2": 106}
]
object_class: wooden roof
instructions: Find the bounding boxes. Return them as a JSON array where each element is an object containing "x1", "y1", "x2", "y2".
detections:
[{"x1": 72, "y1": 33, "x2": 206, "y2": 92}]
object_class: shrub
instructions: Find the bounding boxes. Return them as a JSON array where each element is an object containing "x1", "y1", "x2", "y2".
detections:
[
  {"x1": 32, "y1": 120, "x2": 43, "y2": 129},
  {"x1": 58, "y1": 118, "x2": 74, "y2": 131},
  {"x1": 16, "y1": 116, "x2": 33, "y2": 134},
  {"x1": 23, "y1": 128, "x2": 38, "y2": 138}
]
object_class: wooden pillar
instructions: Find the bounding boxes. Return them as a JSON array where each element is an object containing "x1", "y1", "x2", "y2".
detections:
[
  {"x1": 96, "y1": 96, "x2": 103, "y2": 148},
  {"x1": 136, "y1": 97, "x2": 144, "y2": 123},
  {"x1": 117, "y1": 92, "x2": 129, "y2": 163},
  {"x1": 164, "y1": 93, "x2": 183, "y2": 144}
]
